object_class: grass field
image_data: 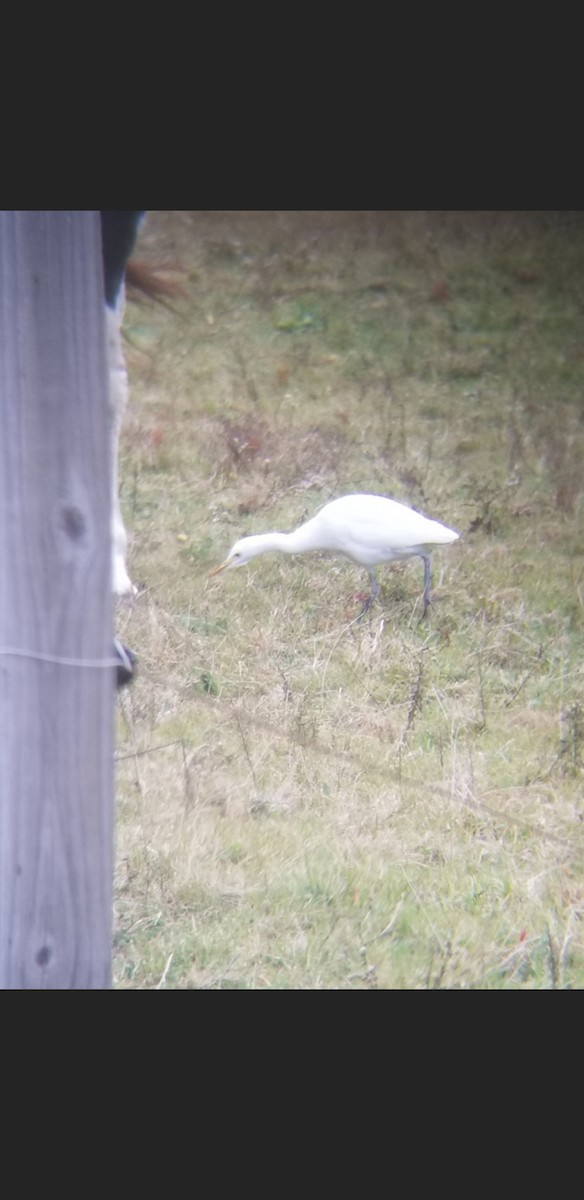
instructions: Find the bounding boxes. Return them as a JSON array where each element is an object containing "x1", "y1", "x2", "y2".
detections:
[{"x1": 112, "y1": 211, "x2": 584, "y2": 988}]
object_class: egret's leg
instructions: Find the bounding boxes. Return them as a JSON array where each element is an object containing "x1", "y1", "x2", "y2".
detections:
[
  {"x1": 420, "y1": 552, "x2": 432, "y2": 616},
  {"x1": 358, "y1": 570, "x2": 379, "y2": 619}
]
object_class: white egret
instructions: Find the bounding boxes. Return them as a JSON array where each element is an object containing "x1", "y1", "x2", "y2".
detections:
[{"x1": 210, "y1": 494, "x2": 459, "y2": 616}]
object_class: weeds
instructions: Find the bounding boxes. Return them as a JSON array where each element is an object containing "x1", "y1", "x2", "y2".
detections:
[{"x1": 113, "y1": 212, "x2": 584, "y2": 988}]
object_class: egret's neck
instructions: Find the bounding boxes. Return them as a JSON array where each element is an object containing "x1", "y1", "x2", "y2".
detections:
[
  {"x1": 242, "y1": 522, "x2": 320, "y2": 560},
  {"x1": 283, "y1": 518, "x2": 323, "y2": 554},
  {"x1": 241, "y1": 532, "x2": 295, "y2": 559}
]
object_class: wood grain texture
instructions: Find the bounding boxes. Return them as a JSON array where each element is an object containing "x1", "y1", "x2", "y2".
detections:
[{"x1": 0, "y1": 212, "x2": 114, "y2": 988}]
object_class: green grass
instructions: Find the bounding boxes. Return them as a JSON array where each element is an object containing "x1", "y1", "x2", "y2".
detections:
[{"x1": 113, "y1": 212, "x2": 584, "y2": 988}]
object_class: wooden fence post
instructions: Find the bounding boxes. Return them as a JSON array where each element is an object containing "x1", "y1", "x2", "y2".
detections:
[{"x1": 0, "y1": 211, "x2": 114, "y2": 988}]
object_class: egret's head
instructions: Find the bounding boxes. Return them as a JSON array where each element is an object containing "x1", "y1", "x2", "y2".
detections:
[{"x1": 208, "y1": 535, "x2": 265, "y2": 577}]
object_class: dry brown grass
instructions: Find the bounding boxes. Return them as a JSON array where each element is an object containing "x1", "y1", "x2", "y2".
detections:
[{"x1": 112, "y1": 212, "x2": 584, "y2": 988}]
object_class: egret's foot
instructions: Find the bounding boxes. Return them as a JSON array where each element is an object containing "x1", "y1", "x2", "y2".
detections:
[
  {"x1": 357, "y1": 593, "x2": 376, "y2": 621},
  {"x1": 114, "y1": 640, "x2": 137, "y2": 689}
]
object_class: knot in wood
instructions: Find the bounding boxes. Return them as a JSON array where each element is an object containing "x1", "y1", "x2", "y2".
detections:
[{"x1": 61, "y1": 505, "x2": 86, "y2": 541}]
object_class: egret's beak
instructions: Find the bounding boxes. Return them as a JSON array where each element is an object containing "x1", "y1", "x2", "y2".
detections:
[{"x1": 208, "y1": 557, "x2": 231, "y2": 578}]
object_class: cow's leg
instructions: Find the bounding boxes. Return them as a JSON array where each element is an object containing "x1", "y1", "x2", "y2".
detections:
[{"x1": 107, "y1": 291, "x2": 135, "y2": 595}]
